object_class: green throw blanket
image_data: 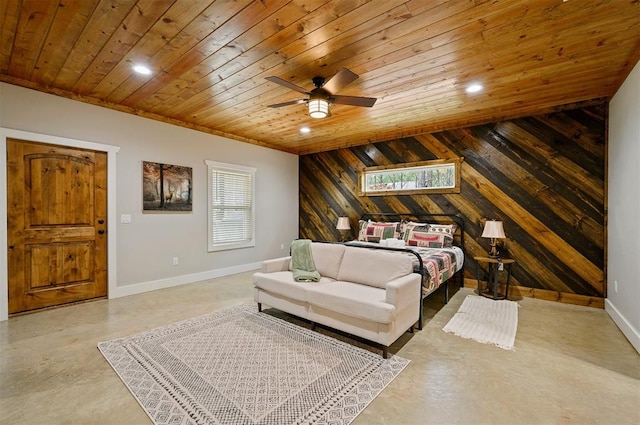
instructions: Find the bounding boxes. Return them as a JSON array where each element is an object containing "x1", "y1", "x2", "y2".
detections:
[{"x1": 291, "y1": 239, "x2": 321, "y2": 282}]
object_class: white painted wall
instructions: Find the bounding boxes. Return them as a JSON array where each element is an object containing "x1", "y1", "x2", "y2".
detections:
[
  {"x1": 0, "y1": 82, "x2": 298, "y2": 319},
  {"x1": 607, "y1": 61, "x2": 640, "y2": 353}
]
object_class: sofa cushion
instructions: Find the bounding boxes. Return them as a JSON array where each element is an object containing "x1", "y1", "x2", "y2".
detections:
[
  {"x1": 309, "y1": 243, "x2": 346, "y2": 280},
  {"x1": 253, "y1": 271, "x2": 333, "y2": 302},
  {"x1": 306, "y1": 281, "x2": 394, "y2": 324},
  {"x1": 337, "y1": 247, "x2": 413, "y2": 289}
]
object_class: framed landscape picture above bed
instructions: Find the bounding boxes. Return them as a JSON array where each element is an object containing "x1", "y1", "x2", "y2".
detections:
[{"x1": 359, "y1": 157, "x2": 462, "y2": 196}]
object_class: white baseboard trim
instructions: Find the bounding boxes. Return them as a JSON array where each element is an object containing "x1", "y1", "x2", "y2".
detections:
[
  {"x1": 605, "y1": 299, "x2": 640, "y2": 354},
  {"x1": 111, "y1": 262, "x2": 261, "y2": 299}
]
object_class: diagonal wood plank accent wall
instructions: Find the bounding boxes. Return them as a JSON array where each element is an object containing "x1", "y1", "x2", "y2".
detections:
[{"x1": 299, "y1": 104, "x2": 606, "y2": 306}]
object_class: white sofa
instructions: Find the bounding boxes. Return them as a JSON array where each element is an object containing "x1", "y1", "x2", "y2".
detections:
[{"x1": 252, "y1": 242, "x2": 421, "y2": 357}]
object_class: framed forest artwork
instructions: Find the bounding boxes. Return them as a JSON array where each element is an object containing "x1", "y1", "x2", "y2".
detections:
[{"x1": 143, "y1": 161, "x2": 193, "y2": 212}]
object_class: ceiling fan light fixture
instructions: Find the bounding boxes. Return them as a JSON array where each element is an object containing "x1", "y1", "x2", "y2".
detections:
[
  {"x1": 308, "y1": 98, "x2": 329, "y2": 118},
  {"x1": 266, "y1": 68, "x2": 375, "y2": 117}
]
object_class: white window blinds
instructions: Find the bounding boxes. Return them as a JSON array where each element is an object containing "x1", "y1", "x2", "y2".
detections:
[{"x1": 206, "y1": 160, "x2": 256, "y2": 251}]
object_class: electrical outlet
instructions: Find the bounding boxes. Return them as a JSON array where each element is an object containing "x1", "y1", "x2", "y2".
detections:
[
  {"x1": 280, "y1": 243, "x2": 284, "y2": 250},
  {"x1": 498, "y1": 262, "x2": 504, "y2": 271},
  {"x1": 614, "y1": 280, "x2": 618, "y2": 293},
  {"x1": 172, "y1": 257, "x2": 179, "y2": 266}
]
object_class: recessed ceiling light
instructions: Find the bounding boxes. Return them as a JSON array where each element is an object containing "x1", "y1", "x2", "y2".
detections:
[
  {"x1": 300, "y1": 126, "x2": 311, "y2": 134},
  {"x1": 132, "y1": 64, "x2": 152, "y2": 75},
  {"x1": 466, "y1": 83, "x2": 483, "y2": 94}
]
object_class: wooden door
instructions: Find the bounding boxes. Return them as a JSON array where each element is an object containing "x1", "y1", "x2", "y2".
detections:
[{"x1": 7, "y1": 138, "x2": 108, "y2": 314}]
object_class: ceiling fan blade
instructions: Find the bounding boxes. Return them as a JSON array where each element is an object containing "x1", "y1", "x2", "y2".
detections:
[
  {"x1": 267, "y1": 99, "x2": 307, "y2": 108},
  {"x1": 331, "y1": 95, "x2": 377, "y2": 107},
  {"x1": 322, "y1": 68, "x2": 359, "y2": 94},
  {"x1": 265, "y1": 76, "x2": 310, "y2": 95}
]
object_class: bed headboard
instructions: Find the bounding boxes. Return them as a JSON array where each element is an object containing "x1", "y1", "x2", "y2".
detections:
[{"x1": 359, "y1": 212, "x2": 465, "y2": 251}]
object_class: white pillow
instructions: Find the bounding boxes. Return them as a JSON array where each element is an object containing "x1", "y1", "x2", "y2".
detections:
[{"x1": 385, "y1": 238, "x2": 406, "y2": 248}]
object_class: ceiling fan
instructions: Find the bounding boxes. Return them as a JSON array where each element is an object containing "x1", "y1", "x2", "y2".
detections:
[{"x1": 265, "y1": 68, "x2": 377, "y2": 119}]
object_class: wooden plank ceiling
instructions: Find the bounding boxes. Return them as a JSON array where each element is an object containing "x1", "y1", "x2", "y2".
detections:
[{"x1": 1, "y1": 0, "x2": 638, "y2": 155}]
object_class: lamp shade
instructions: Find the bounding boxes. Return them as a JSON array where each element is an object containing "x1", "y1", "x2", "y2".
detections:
[
  {"x1": 336, "y1": 217, "x2": 351, "y2": 230},
  {"x1": 308, "y1": 98, "x2": 329, "y2": 118},
  {"x1": 481, "y1": 220, "x2": 505, "y2": 239}
]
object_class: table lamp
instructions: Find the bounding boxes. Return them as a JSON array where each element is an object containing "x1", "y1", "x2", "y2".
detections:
[
  {"x1": 336, "y1": 217, "x2": 351, "y2": 242},
  {"x1": 481, "y1": 220, "x2": 506, "y2": 258}
]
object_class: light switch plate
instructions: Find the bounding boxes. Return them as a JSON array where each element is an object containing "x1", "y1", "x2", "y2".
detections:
[{"x1": 120, "y1": 214, "x2": 132, "y2": 224}]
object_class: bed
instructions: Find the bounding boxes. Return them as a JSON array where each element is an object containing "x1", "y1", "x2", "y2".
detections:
[{"x1": 345, "y1": 212, "x2": 465, "y2": 329}]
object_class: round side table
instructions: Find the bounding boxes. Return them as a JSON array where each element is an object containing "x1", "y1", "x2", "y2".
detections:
[{"x1": 474, "y1": 256, "x2": 515, "y2": 300}]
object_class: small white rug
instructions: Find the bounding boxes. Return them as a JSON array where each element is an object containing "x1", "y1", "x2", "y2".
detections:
[
  {"x1": 99, "y1": 304, "x2": 409, "y2": 425},
  {"x1": 442, "y1": 295, "x2": 518, "y2": 350}
]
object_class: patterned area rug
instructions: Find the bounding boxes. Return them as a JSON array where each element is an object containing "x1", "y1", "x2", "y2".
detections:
[
  {"x1": 98, "y1": 304, "x2": 409, "y2": 425},
  {"x1": 442, "y1": 294, "x2": 519, "y2": 350}
]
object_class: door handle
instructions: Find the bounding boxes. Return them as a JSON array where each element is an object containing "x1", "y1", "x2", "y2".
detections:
[
  {"x1": 98, "y1": 229, "x2": 105, "y2": 235},
  {"x1": 98, "y1": 219, "x2": 105, "y2": 224}
]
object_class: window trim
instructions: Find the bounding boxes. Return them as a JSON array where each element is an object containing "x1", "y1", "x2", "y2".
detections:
[
  {"x1": 359, "y1": 158, "x2": 462, "y2": 196},
  {"x1": 205, "y1": 160, "x2": 256, "y2": 252}
]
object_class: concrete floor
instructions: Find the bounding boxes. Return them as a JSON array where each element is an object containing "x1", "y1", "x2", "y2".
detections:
[{"x1": 1, "y1": 272, "x2": 638, "y2": 425}]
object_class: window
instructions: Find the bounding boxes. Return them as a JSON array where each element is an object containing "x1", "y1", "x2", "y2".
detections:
[
  {"x1": 359, "y1": 158, "x2": 462, "y2": 196},
  {"x1": 206, "y1": 160, "x2": 256, "y2": 252}
]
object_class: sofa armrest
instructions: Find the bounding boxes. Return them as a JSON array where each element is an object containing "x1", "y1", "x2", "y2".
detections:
[
  {"x1": 261, "y1": 256, "x2": 291, "y2": 273},
  {"x1": 385, "y1": 273, "x2": 421, "y2": 309}
]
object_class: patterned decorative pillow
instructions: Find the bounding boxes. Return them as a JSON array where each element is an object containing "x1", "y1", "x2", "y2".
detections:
[
  {"x1": 358, "y1": 220, "x2": 401, "y2": 243},
  {"x1": 427, "y1": 223, "x2": 457, "y2": 236},
  {"x1": 400, "y1": 220, "x2": 427, "y2": 237},
  {"x1": 402, "y1": 223, "x2": 454, "y2": 248}
]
